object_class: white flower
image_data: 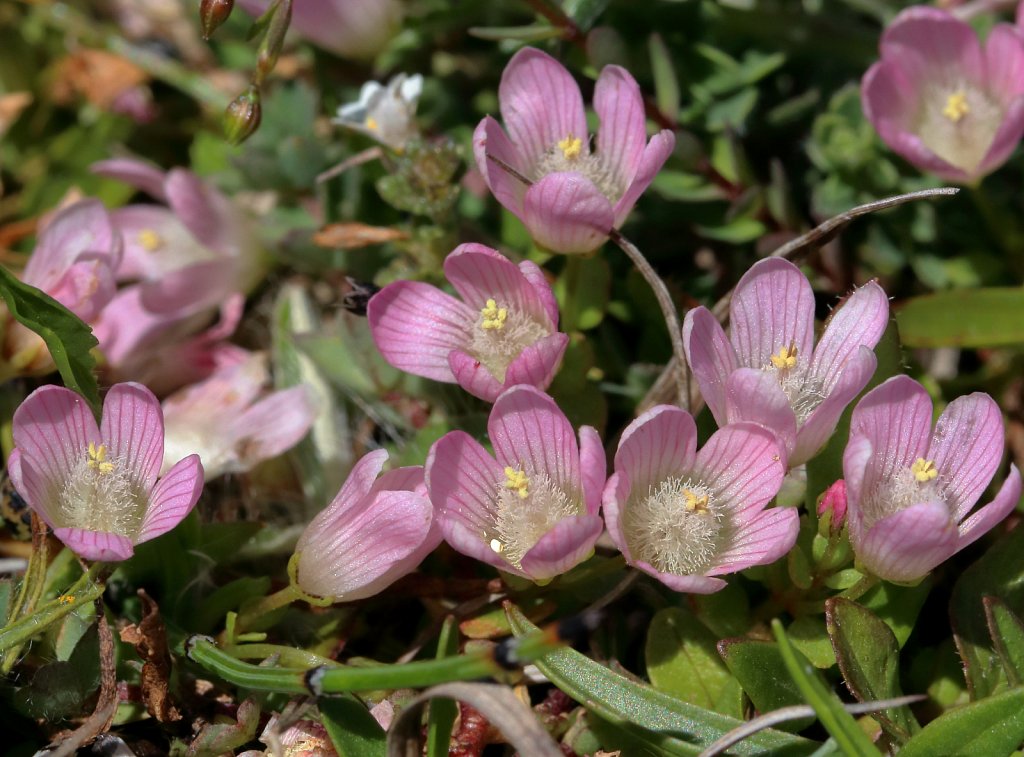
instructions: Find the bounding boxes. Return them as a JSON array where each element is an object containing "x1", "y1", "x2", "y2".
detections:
[{"x1": 334, "y1": 73, "x2": 423, "y2": 150}]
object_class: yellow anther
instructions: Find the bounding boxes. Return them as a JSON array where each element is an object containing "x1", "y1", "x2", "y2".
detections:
[
  {"x1": 137, "y1": 228, "x2": 163, "y2": 252},
  {"x1": 558, "y1": 134, "x2": 583, "y2": 160},
  {"x1": 87, "y1": 442, "x2": 114, "y2": 474},
  {"x1": 365, "y1": 116, "x2": 379, "y2": 131},
  {"x1": 503, "y1": 467, "x2": 529, "y2": 499},
  {"x1": 942, "y1": 91, "x2": 970, "y2": 122},
  {"x1": 58, "y1": 594, "x2": 74, "y2": 605},
  {"x1": 489, "y1": 538, "x2": 504, "y2": 554},
  {"x1": 480, "y1": 298, "x2": 508, "y2": 330},
  {"x1": 911, "y1": 458, "x2": 938, "y2": 483},
  {"x1": 683, "y1": 489, "x2": 709, "y2": 515},
  {"x1": 770, "y1": 345, "x2": 799, "y2": 370}
]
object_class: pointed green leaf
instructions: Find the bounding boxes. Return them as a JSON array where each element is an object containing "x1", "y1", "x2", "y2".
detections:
[
  {"x1": 984, "y1": 597, "x2": 1024, "y2": 687},
  {"x1": 896, "y1": 288, "x2": 1024, "y2": 348},
  {"x1": 718, "y1": 638, "x2": 814, "y2": 733},
  {"x1": 898, "y1": 686, "x2": 1024, "y2": 757},
  {"x1": 649, "y1": 33, "x2": 680, "y2": 118},
  {"x1": 320, "y1": 694, "x2": 386, "y2": 757}
]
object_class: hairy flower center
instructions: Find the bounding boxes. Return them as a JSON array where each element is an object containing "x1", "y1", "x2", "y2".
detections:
[
  {"x1": 916, "y1": 85, "x2": 1003, "y2": 174},
  {"x1": 137, "y1": 228, "x2": 163, "y2": 252},
  {"x1": 624, "y1": 477, "x2": 725, "y2": 576},
  {"x1": 533, "y1": 134, "x2": 622, "y2": 202},
  {"x1": 861, "y1": 458, "x2": 946, "y2": 531},
  {"x1": 467, "y1": 300, "x2": 549, "y2": 383},
  {"x1": 490, "y1": 468, "x2": 581, "y2": 569},
  {"x1": 942, "y1": 91, "x2": 969, "y2": 122},
  {"x1": 763, "y1": 345, "x2": 826, "y2": 424},
  {"x1": 57, "y1": 445, "x2": 146, "y2": 537}
]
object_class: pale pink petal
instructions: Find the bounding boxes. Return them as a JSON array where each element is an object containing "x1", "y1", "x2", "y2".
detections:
[
  {"x1": 578, "y1": 426, "x2": 606, "y2": 517},
  {"x1": 92, "y1": 158, "x2": 169, "y2": 200},
  {"x1": 928, "y1": 393, "x2": 1004, "y2": 521},
  {"x1": 857, "y1": 501, "x2": 959, "y2": 583},
  {"x1": 810, "y1": 281, "x2": 889, "y2": 390},
  {"x1": 23, "y1": 200, "x2": 118, "y2": 290},
  {"x1": 47, "y1": 254, "x2": 119, "y2": 321},
  {"x1": 165, "y1": 168, "x2": 236, "y2": 254},
  {"x1": 723, "y1": 368, "x2": 798, "y2": 466},
  {"x1": 426, "y1": 431, "x2": 503, "y2": 546},
  {"x1": 633, "y1": 560, "x2": 728, "y2": 594},
  {"x1": 138, "y1": 260, "x2": 235, "y2": 316},
  {"x1": 13, "y1": 386, "x2": 100, "y2": 491},
  {"x1": 226, "y1": 386, "x2": 315, "y2": 468},
  {"x1": 329, "y1": 450, "x2": 390, "y2": 517},
  {"x1": 614, "y1": 405, "x2": 697, "y2": 494},
  {"x1": 849, "y1": 376, "x2": 932, "y2": 490},
  {"x1": 708, "y1": 506, "x2": 799, "y2": 574},
  {"x1": 518, "y1": 260, "x2": 559, "y2": 327},
  {"x1": 501, "y1": 332, "x2": 569, "y2": 393},
  {"x1": 135, "y1": 454, "x2": 203, "y2": 543},
  {"x1": 522, "y1": 173, "x2": 615, "y2": 255},
  {"x1": 440, "y1": 518, "x2": 512, "y2": 573},
  {"x1": 368, "y1": 281, "x2": 473, "y2": 382},
  {"x1": 474, "y1": 117, "x2": 529, "y2": 218},
  {"x1": 593, "y1": 65, "x2": 647, "y2": 190},
  {"x1": 99, "y1": 383, "x2": 165, "y2": 492},
  {"x1": 612, "y1": 130, "x2": 675, "y2": 228},
  {"x1": 519, "y1": 514, "x2": 603, "y2": 580},
  {"x1": 957, "y1": 465, "x2": 1022, "y2": 550},
  {"x1": 693, "y1": 423, "x2": 785, "y2": 518},
  {"x1": 601, "y1": 471, "x2": 632, "y2": 560},
  {"x1": 498, "y1": 47, "x2": 588, "y2": 168},
  {"x1": 373, "y1": 465, "x2": 426, "y2": 497},
  {"x1": 108, "y1": 205, "x2": 193, "y2": 280},
  {"x1": 984, "y1": 24, "x2": 1024, "y2": 101},
  {"x1": 682, "y1": 306, "x2": 738, "y2": 425},
  {"x1": 842, "y1": 434, "x2": 875, "y2": 543},
  {"x1": 729, "y1": 258, "x2": 815, "y2": 371},
  {"x1": 975, "y1": 97, "x2": 1024, "y2": 179},
  {"x1": 443, "y1": 243, "x2": 551, "y2": 325},
  {"x1": 448, "y1": 349, "x2": 506, "y2": 402},
  {"x1": 54, "y1": 528, "x2": 135, "y2": 562},
  {"x1": 9, "y1": 452, "x2": 58, "y2": 530},
  {"x1": 880, "y1": 7, "x2": 985, "y2": 91},
  {"x1": 488, "y1": 386, "x2": 579, "y2": 495}
]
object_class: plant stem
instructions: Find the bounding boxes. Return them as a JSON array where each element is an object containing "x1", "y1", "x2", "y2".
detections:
[
  {"x1": 232, "y1": 583, "x2": 303, "y2": 636},
  {"x1": 838, "y1": 574, "x2": 878, "y2": 603},
  {"x1": 228, "y1": 643, "x2": 339, "y2": 669}
]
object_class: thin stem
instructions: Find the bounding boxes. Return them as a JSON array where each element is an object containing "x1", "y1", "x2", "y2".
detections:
[
  {"x1": 0, "y1": 578, "x2": 105, "y2": 654},
  {"x1": 228, "y1": 643, "x2": 339, "y2": 669},
  {"x1": 838, "y1": 574, "x2": 878, "y2": 603},
  {"x1": 232, "y1": 583, "x2": 302, "y2": 637}
]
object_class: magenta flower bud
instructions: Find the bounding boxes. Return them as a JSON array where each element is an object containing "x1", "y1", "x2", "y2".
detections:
[
  {"x1": 224, "y1": 85, "x2": 262, "y2": 145},
  {"x1": 844, "y1": 376, "x2": 1022, "y2": 583},
  {"x1": 817, "y1": 479, "x2": 848, "y2": 536},
  {"x1": 474, "y1": 48, "x2": 675, "y2": 254},
  {"x1": 603, "y1": 406, "x2": 797, "y2": 594},
  {"x1": 426, "y1": 386, "x2": 606, "y2": 583},
  {"x1": 7, "y1": 384, "x2": 204, "y2": 562},
  {"x1": 368, "y1": 243, "x2": 569, "y2": 403},
  {"x1": 293, "y1": 450, "x2": 441, "y2": 602},
  {"x1": 683, "y1": 258, "x2": 889, "y2": 468},
  {"x1": 862, "y1": 7, "x2": 1024, "y2": 182},
  {"x1": 200, "y1": 0, "x2": 234, "y2": 40}
]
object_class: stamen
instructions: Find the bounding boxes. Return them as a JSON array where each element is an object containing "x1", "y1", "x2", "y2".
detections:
[
  {"x1": 365, "y1": 116, "x2": 379, "y2": 131},
  {"x1": 59, "y1": 451, "x2": 145, "y2": 537},
  {"x1": 480, "y1": 298, "x2": 508, "y2": 330},
  {"x1": 558, "y1": 134, "x2": 583, "y2": 160},
  {"x1": 87, "y1": 442, "x2": 114, "y2": 475},
  {"x1": 942, "y1": 91, "x2": 969, "y2": 122},
  {"x1": 490, "y1": 538, "x2": 504, "y2": 554},
  {"x1": 683, "y1": 489, "x2": 709, "y2": 514},
  {"x1": 911, "y1": 458, "x2": 938, "y2": 483},
  {"x1": 491, "y1": 471, "x2": 581, "y2": 568},
  {"x1": 504, "y1": 467, "x2": 529, "y2": 499},
  {"x1": 467, "y1": 305, "x2": 549, "y2": 383},
  {"x1": 770, "y1": 345, "x2": 799, "y2": 370},
  {"x1": 137, "y1": 229, "x2": 163, "y2": 252}
]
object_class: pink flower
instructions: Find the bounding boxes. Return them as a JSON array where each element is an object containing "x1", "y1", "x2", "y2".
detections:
[
  {"x1": 474, "y1": 48, "x2": 675, "y2": 254},
  {"x1": 683, "y1": 258, "x2": 889, "y2": 468},
  {"x1": 817, "y1": 479, "x2": 848, "y2": 536},
  {"x1": 603, "y1": 406, "x2": 795, "y2": 594},
  {"x1": 7, "y1": 384, "x2": 204, "y2": 561},
  {"x1": 844, "y1": 376, "x2": 1021, "y2": 583},
  {"x1": 426, "y1": 386, "x2": 605, "y2": 582},
  {"x1": 293, "y1": 450, "x2": 441, "y2": 602},
  {"x1": 161, "y1": 352, "x2": 315, "y2": 479},
  {"x1": 862, "y1": 6, "x2": 1024, "y2": 182},
  {"x1": 368, "y1": 243, "x2": 568, "y2": 402}
]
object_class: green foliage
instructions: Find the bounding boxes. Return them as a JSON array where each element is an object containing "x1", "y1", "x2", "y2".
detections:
[
  {"x1": 897, "y1": 288, "x2": 1024, "y2": 348},
  {"x1": 320, "y1": 695, "x2": 387, "y2": 757},
  {"x1": 718, "y1": 638, "x2": 815, "y2": 732},
  {"x1": 898, "y1": 687, "x2": 1024, "y2": 757},
  {"x1": 12, "y1": 624, "x2": 99, "y2": 721}
]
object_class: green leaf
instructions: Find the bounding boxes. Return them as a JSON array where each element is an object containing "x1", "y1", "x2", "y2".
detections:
[
  {"x1": 0, "y1": 265, "x2": 100, "y2": 416},
  {"x1": 12, "y1": 623, "x2": 99, "y2": 720},
  {"x1": 788, "y1": 615, "x2": 836, "y2": 669},
  {"x1": 320, "y1": 694, "x2": 387, "y2": 757},
  {"x1": 718, "y1": 638, "x2": 814, "y2": 733},
  {"x1": 896, "y1": 288, "x2": 1024, "y2": 348},
  {"x1": 859, "y1": 578, "x2": 932, "y2": 648},
  {"x1": 507, "y1": 604, "x2": 817, "y2": 756},
  {"x1": 644, "y1": 608, "x2": 743, "y2": 717},
  {"x1": 427, "y1": 617, "x2": 460, "y2": 757},
  {"x1": 898, "y1": 686, "x2": 1024, "y2": 757},
  {"x1": 649, "y1": 33, "x2": 680, "y2": 119},
  {"x1": 467, "y1": 24, "x2": 565, "y2": 42},
  {"x1": 695, "y1": 216, "x2": 766, "y2": 244},
  {"x1": 555, "y1": 256, "x2": 610, "y2": 332},
  {"x1": 984, "y1": 597, "x2": 1024, "y2": 687},
  {"x1": 826, "y1": 598, "x2": 918, "y2": 743},
  {"x1": 771, "y1": 619, "x2": 878, "y2": 755},
  {"x1": 651, "y1": 171, "x2": 727, "y2": 202}
]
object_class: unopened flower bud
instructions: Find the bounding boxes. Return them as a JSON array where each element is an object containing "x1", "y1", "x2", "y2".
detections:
[
  {"x1": 817, "y1": 479, "x2": 847, "y2": 537},
  {"x1": 200, "y1": 0, "x2": 234, "y2": 40},
  {"x1": 223, "y1": 85, "x2": 261, "y2": 145}
]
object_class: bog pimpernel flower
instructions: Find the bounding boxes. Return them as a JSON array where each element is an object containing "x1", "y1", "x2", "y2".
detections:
[
  {"x1": 368, "y1": 243, "x2": 568, "y2": 402},
  {"x1": 844, "y1": 375, "x2": 1021, "y2": 583},
  {"x1": 292, "y1": 450, "x2": 441, "y2": 603},
  {"x1": 474, "y1": 47, "x2": 675, "y2": 254},
  {"x1": 7, "y1": 384, "x2": 204, "y2": 561},
  {"x1": 334, "y1": 73, "x2": 423, "y2": 151},
  {"x1": 862, "y1": 6, "x2": 1024, "y2": 182},
  {"x1": 426, "y1": 386, "x2": 605, "y2": 582},
  {"x1": 683, "y1": 257, "x2": 889, "y2": 468},
  {"x1": 603, "y1": 406, "x2": 795, "y2": 594}
]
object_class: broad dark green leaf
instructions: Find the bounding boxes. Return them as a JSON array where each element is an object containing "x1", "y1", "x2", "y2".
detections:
[
  {"x1": 984, "y1": 597, "x2": 1024, "y2": 687},
  {"x1": 718, "y1": 638, "x2": 814, "y2": 733},
  {"x1": 12, "y1": 624, "x2": 99, "y2": 720},
  {"x1": 896, "y1": 288, "x2": 1024, "y2": 348},
  {"x1": 649, "y1": 33, "x2": 680, "y2": 118},
  {"x1": 826, "y1": 598, "x2": 918, "y2": 743},
  {"x1": 898, "y1": 686, "x2": 1024, "y2": 757},
  {"x1": 320, "y1": 694, "x2": 387, "y2": 757},
  {"x1": 0, "y1": 265, "x2": 100, "y2": 415},
  {"x1": 859, "y1": 578, "x2": 931, "y2": 648}
]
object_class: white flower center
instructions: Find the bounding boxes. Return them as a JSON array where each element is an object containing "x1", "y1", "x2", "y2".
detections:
[
  {"x1": 624, "y1": 476, "x2": 725, "y2": 576},
  {"x1": 860, "y1": 457, "x2": 947, "y2": 531},
  {"x1": 57, "y1": 444, "x2": 146, "y2": 537},
  {"x1": 467, "y1": 299, "x2": 549, "y2": 383},
  {"x1": 916, "y1": 85, "x2": 1003, "y2": 174},
  {"x1": 489, "y1": 467, "x2": 581, "y2": 568},
  {"x1": 763, "y1": 345, "x2": 827, "y2": 424},
  {"x1": 533, "y1": 133, "x2": 622, "y2": 202}
]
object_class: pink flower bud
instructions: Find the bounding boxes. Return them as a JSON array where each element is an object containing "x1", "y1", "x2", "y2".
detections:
[{"x1": 817, "y1": 479, "x2": 848, "y2": 536}]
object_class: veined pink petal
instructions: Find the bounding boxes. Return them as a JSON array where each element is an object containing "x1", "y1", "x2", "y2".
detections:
[
  {"x1": 578, "y1": 426, "x2": 606, "y2": 517},
  {"x1": 707, "y1": 506, "x2": 799, "y2": 575},
  {"x1": 683, "y1": 306, "x2": 738, "y2": 425},
  {"x1": 368, "y1": 281, "x2": 473, "y2": 382},
  {"x1": 100, "y1": 383, "x2": 165, "y2": 492},
  {"x1": 12, "y1": 386, "x2": 100, "y2": 493},
  {"x1": 474, "y1": 117, "x2": 529, "y2": 219},
  {"x1": 984, "y1": 24, "x2": 1024, "y2": 102},
  {"x1": 593, "y1": 65, "x2": 647, "y2": 191},
  {"x1": 519, "y1": 514, "x2": 603, "y2": 580},
  {"x1": 328, "y1": 450, "x2": 390, "y2": 518},
  {"x1": 724, "y1": 368, "x2": 798, "y2": 466},
  {"x1": 498, "y1": 47, "x2": 588, "y2": 168},
  {"x1": 373, "y1": 465, "x2": 426, "y2": 497},
  {"x1": 842, "y1": 434, "x2": 874, "y2": 543},
  {"x1": 612, "y1": 130, "x2": 675, "y2": 228},
  {"x1": 928, "y1": 393, "x2": 1004, "y2": 522},
  {"x1": 54, "y1": 528, "x2": 135, "y2": 562},
  {"x1": 880, "y1": 7, "x2": 985, "y2": 91},
  {"x1": 426, "y1": 431, "x2": 503, "y2": 540},
  {"x1": 440, "y1": 517, "x2": 513, "y2": 573},
  {"x1": 23, "y1": 200, "x2": 118, "y2": 291},
  {"x1": 518, "y1": 260, "x2": 560, "y2": 328},
  {"x1": 633, "y1": 560, "x2": 727, "y2": 594},
  {"x1": 92, "y1": 158, "x2": 169, "y2": 200},
  {"x1": 488, "y1": 386, "x2": 579, "y2": 495},
  {"x1": 849, "y1": 376, "x2": 932, "y2": 491},
  {"x1": 730, "y1": 258, "x2": 815, "y2": 371},
  {"x1": 601, "y1": 471, "x2": 632, "y2": 560},
  {"x1": 857, "y1": 501, "x2": 958, "y2": 583},
  {"x1": 448, "y1": 349, "x2": 506, "y2": 402},
  {"x1": 8, "y1": 452, "x2": 57, "y2": 530},
  {"x1": 522, "y1": 173, "x2": 615, "y2": 254},
  {"x1": 614, "y1": 405, "x2": 697, "y2": 494},
  {"x1": 226, "y1": 386, "x2": 315, "y2": 468},
  {"x1": 165, "y1": 168, "x2": 236, "y2": 255},
  {"x1": 957, "y1": 465, "x2": 1022, "y2": 551},
  {"x1": 500, "y1": 332, "x2": 569, "y2": 394},
  {"x1": 810, "y1": 281, "x2": 889, "y2": 390},
  {"x1": 135, "y1": 454, "x2": 203, "y2": 544},
  {"x1": 443, "y1": 244, "x2": 552, "y2": 325},
  {"x1": 693, "y1": 423, "x2": 785, "y2": 518}
]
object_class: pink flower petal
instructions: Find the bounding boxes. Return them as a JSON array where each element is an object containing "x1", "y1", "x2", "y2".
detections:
[
  {"x1": 601, "y1": 471, "x2": 632, "y2": 560},
  {"x1": 99, "y1": 383, "x2": 165, "y2": 492},
  {"x1": 54, "y1": 528, "x2": 135, "y2": 562},
  {"x1": 426, "y1": 430, "x2": 503, "y2": 545},
  {"x1": 108, "y1": 205, "x2": 193, "y2": 280},
  {"x1": 976, "y1": 96, "x2": 1024, "y2": 179},
  {"x1": 227, "y1": 386, "x2": 316, "y2": 468},
  {"x1": 443, "y1": 244, "x2": 553, "y2": 326},
  {"x1": 8, "y1": 451, "x2": 57, "y2": 530},
  {"x1": 91, "y1": 158, "x2": 169, "y2": 201},
  {"x1": 165, "y1": 168, "x2": 236, "y2": 255},
  {"x1": 474, "y1": 117, "x2": 529, "y2": 218},
  {"x1": 135, "y1": 454, "x2": 203, "y2": 544},
  {"x1": 373, "y1": 465, "x2": 426, "y2": 497},
  {"x1": 612, "y1": 130, "x2": 675, "y2": 228},
  {"x1": 957, "y1": 465, "x2": 1022, "y2": 551},
  {"x1": 613, "y1": 405, "x2": 697, "y2": 494},
  {"x1": 984, "y1": 24, "x2": 1024, "y2": 102},
  {"x1": 522, "y1": 173, "x2": 615, "y2": 255},
  {"x1": 23, "y1": 200, "x2": 119, "y2": 291},
  {"x1": 368, "y1": 281, "x2": 473, "y2": 382},
  {"x1": 330, "y1": 449, "x2": 390, "y2": 514},
  {"x1": 708, "y1": 506, "x2": 799, "y2": 575},
  {"x1": 633, "y1": 560, "x2": 728, "y2": 594},
  {"x1": 693, "y1": 423, "x2": 785, "y2": 518},
  {"x1": 448, "y1": 349, "x2": 505, "y2": 402},
  {"x1": 578, "y1": 425, "x2": 606, "y2": 517},
  {"x1": 842, "y1": 433, "x2": 875, "y2": 543},
  {"x1": 593, "y1": 65, "x2": 647, "y2": 191},
  {"x1": 501, "y1": 332, "x2": 569, "y2": 393},
  {"x1": 488, "y1": 386, "x2": 579, "y2": 496},
  {"x1": 47, "y1": 254, "x2": 119, "y2": 322},
  {"x1": 138, "y1": 259, "x2": 236, "y2": 316},
  {"x1": 498, "y1": 47, "x2": 588, "y2": 169},
  {"x1": 810, "y1": 281, "x2": 889, "y2": 391},
  {"x1": 723, "y1": 368, "x2": 798, "y2": 466},
  {"x1": 849, "y1": 376, "x2": 933, "y2": 491},
  {"x1": 683, "y1": 306, "x2": 738, "y2": 425},
  {"x1": 880, "y1": 7, "x2": 985, "y2": 91},
  {"x1": 519, "y1": 514, "x2": 603, "y2": 581},
  {"x1": 13, "y1": 386, "x2": 100, "y2": 494},
  {"x1": 857, "y1": 500, "x2": 959, "y2": 583},
  {"x1": 518, "y1": 260, "x2": 560, "y2": 328},
  {"x1": 729, "y1": 258, "x2": 816, "y2": 371}
]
